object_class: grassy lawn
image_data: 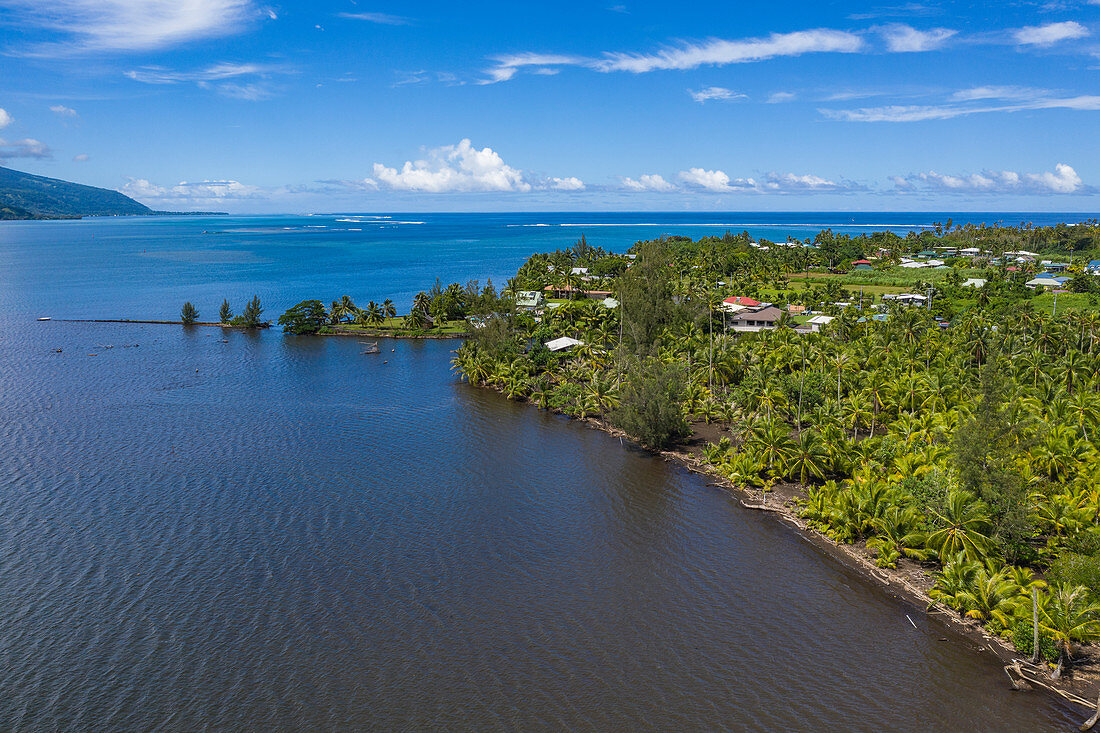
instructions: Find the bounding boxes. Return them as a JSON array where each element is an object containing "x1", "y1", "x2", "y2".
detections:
[
  {"x1": 1031, "y1": 292, "x2": 1100, "y2": 313},
  {"x1": 336, "y1": 317, "x2": 472, "y2": 335}
]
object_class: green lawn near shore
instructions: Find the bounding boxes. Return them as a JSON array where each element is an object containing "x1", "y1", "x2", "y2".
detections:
[{"x1": 335, "y1": 317, "x2": 472, "y2": 336}]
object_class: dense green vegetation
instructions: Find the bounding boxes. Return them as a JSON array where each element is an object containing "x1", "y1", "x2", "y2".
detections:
[
  {"x1": 275, "y1": 279, "x2": 511, "y2": 336},
  {"x1": 450, "y1": 222, "x2": 1100, "y2": 677},
  {"x1": 0, "y1": 165, "x2": 152, "y2": 219}
]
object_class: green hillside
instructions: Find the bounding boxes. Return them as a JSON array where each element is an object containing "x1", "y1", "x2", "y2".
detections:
[{"x1": 0, "y1": 166, "x2": 152, "y2": 219}]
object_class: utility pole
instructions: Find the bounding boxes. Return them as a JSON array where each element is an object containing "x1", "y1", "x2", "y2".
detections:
[{"x1": 1053, "y1": 290, "x2": 1058, "y2": 318}]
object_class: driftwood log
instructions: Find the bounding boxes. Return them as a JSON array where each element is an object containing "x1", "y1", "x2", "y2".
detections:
[
  {"x1": 1082, "y1": 691, "x2": 1100, "y2": 731},
  {"x1": 1004, "y1": 660, "x2": 1100, "y2": 730}
]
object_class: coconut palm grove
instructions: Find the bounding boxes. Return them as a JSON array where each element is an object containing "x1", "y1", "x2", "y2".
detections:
[{"x1": 443, "y1": 221, "x2": 1100, "y2": 683}]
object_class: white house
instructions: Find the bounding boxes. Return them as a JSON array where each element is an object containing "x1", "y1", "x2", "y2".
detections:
[
  {"x1": 515, "y1": 291, "x2": 545, "y2": 309},
  {"x1": 729, "y1": 306, "x2": 783, "y2": 333},
  {"x1": 804, "y1": 314, "x2": 835, "y2": 333},
  {"x1": 544, "y1": 336, "x2": 584, "y2": 352},
  {"x1": 961, "y1": 278, "x2": 987, "y2": 288},
  {"x1": 1026, "y1": 275, "x2": 1067, "y2": 289}
]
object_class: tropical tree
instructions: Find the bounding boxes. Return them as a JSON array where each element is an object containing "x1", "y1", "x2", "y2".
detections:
[
  {"x1": 240, "y1": 296, "x2": 264, "y2": 327},
  {"x1": 180, "y1": 301, "x2": 198, "y2": 325},
  {"x1": 1040, "y1": 583, "x2": 1100, "y2": 679},
  {"x1": 926, "y1": 490, "x2": 996, "y2": 563}
]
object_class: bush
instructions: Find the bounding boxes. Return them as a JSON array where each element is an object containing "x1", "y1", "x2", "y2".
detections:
[
  {"x1": 548, "y1": 383, "x2": 583, "y2": 415},
  {"x1": 1047, "y1": 552, "x2": 1100, "y2": 601},
  {"x1": 778, "y1": 371, "x2": 829, "y2": 412},
  {"x1": 1010, "y1": 619, "x2": 1059, "y2": 662},
  {"x1": 529, "y1": 342, "x2": 552, "y2": 369}
]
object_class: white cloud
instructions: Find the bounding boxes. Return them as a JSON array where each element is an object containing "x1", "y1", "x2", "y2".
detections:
[
  {"x1": 950, "y1": 85, "x2": 1045, "y2": 102},
  {"x1": 208, "y1": 82, "x2": 274, "y2": 100},
  {"x1": 0, "y1": 138, "x2": 51, "y2": 160},
  {"x1": 549, "y1": 176, "x2": 585, "y2": 191},
  {"x1": 73, "y1": 153, "x2": 89, "y2": 162},
  {"x1": 766, "y1": 91, "x2": 796, "y2": 103},
  {"x1": 688, "y1": 86, "x2": 746, "y2": 103},
  {"x1": 49, "y1": 104, "x2": 78, "y2": 117},
  {"x1": 898, "y1": 163, "x2": 1084, "y2": 194},
  {"x1": 481, "y1": 28, "x2": 863, "y2": 83},
  {"x1": 366, "y1": 139, "x2": 532, "y2": 192},
  {"x1": 877, "y1": 24, "x2": 957, "y2": 52},
  {"x1": 678, "y1": 167, "x2": 757, "y2": 192},
  {"x1": 5, "y1": 0, "x2": 254, "y2": 53},
  {"x1": 822, "y1": 89, "x2": 1100, "y2": 121},
  {"x1": 338, "y1": 12, "x2": 412, "y2": 25},
  {"x1": 122, "y1": 177, "x2": 262, "y2": 201},
  {"x1": 0, "y1": 108, "x2": 11, "y2": 128},
  {"x1": 1013, "y1": 21, "x2": 1089, "y2": 47},
  {"x1": 761, "y1": 172, "x2": 850, "y2": 191},
  {"x1": 481, "y1": 53, "x2": 588, "y2": 84},
  {"x1": 676, "y1": 168, "x2": 860, "y2": 194},
  {"x1": 621, "y1": 174, "x2": 675, "y2": 192},
  {"x1": 124, "y1": 62, "x2": 280, "y2": 84},
  {"x1": 124, "y1": 62, "x2": 286, "y2": 100},
  {"x1": 596, "y1": 29, "x2": 864, "y2": 73}
]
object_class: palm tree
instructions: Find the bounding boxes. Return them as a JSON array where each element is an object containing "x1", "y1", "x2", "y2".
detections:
[
  {"x1": 785, "y1": 431, "x2": 829, "y2": 484},
  {"x1": 382, "y1": 298, "x2": 397, "y2": 320},
  {"x1": 340, "y1": 295, "x2": 357, "y2": 322},
  {"x1": 749, "y1": 419, "x2": 795, "y2": 478},
  {"x1": 365, "y1": 300, "x2": 384, "y2": 326},
  {"x1": 930, "y1": 552, "x2": 981, "y2": 611},
  {"x1": 1040, "y1": 583, "x2": 1100, "y2": 679},
  {"x1": 957, "y1": 566, "x2": 1020, "y2": 632},
  {"x1": 868, "y1": 506, "x2": 929, "y2": 567},
  {"x1": 926, "y1": 490, "x2": 996, "y2": 563}
]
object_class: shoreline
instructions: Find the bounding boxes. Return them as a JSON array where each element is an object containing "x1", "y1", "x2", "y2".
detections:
[
  {"x1": 44, "y1": 319, "x2": 471, "y2": 339},
  {"x1": 42, "y1": 316, "x2": 1100, "y2": 720},
  {"x1": 483, "y1": 385, "x2": 1100, "y2": 720}
]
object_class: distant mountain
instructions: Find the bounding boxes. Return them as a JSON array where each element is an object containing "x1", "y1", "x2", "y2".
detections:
[{"x1": 1, "y1": 166, "x2": 169, "y2": 220}]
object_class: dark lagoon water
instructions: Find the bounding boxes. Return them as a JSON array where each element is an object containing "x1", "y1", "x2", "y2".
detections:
[{"x1": 0, "y1": 213, "x2": 1087, "y2": 730}]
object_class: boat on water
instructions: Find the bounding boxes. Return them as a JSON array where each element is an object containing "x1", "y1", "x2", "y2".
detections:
[{"x1": 37, "y1": 317, "x2": 51, "y2": 321}]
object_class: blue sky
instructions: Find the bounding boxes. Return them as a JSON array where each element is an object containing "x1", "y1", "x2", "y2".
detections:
[{"x1": 1, "y1": 0, "x2": 1099, "y2": 212}]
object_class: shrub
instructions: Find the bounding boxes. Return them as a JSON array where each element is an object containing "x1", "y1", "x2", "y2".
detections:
[
  {"x1": 548, "y1": 383, "x2": 583, "y2": 414},
  {"x1": 1047, "y1": 552, "x2": 1100, "y2": 601},
  {"x1": 1010, "y1": 619, "x2": 1059, "y2": 662}
]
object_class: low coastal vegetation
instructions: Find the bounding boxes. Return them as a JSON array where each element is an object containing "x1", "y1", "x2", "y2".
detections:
[
  {"x1": 176, "y1": 295, "x2": 265, "y2": 327},
  {"x1": 447, "y1": 222, "x2": 1100, "y2": 681},
  {"x1": 276, "y1": 279, "x2": 509, "y2": 336}
]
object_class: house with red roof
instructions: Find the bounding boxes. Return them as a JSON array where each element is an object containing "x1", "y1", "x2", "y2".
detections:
[{"x1": 720, "y1": 296, "x2": 762, "y2": 313}]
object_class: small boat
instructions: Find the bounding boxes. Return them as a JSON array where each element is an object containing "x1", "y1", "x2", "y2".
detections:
[{"x1": 37, "y1": 317, "x2": 51, "y2": 321}]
